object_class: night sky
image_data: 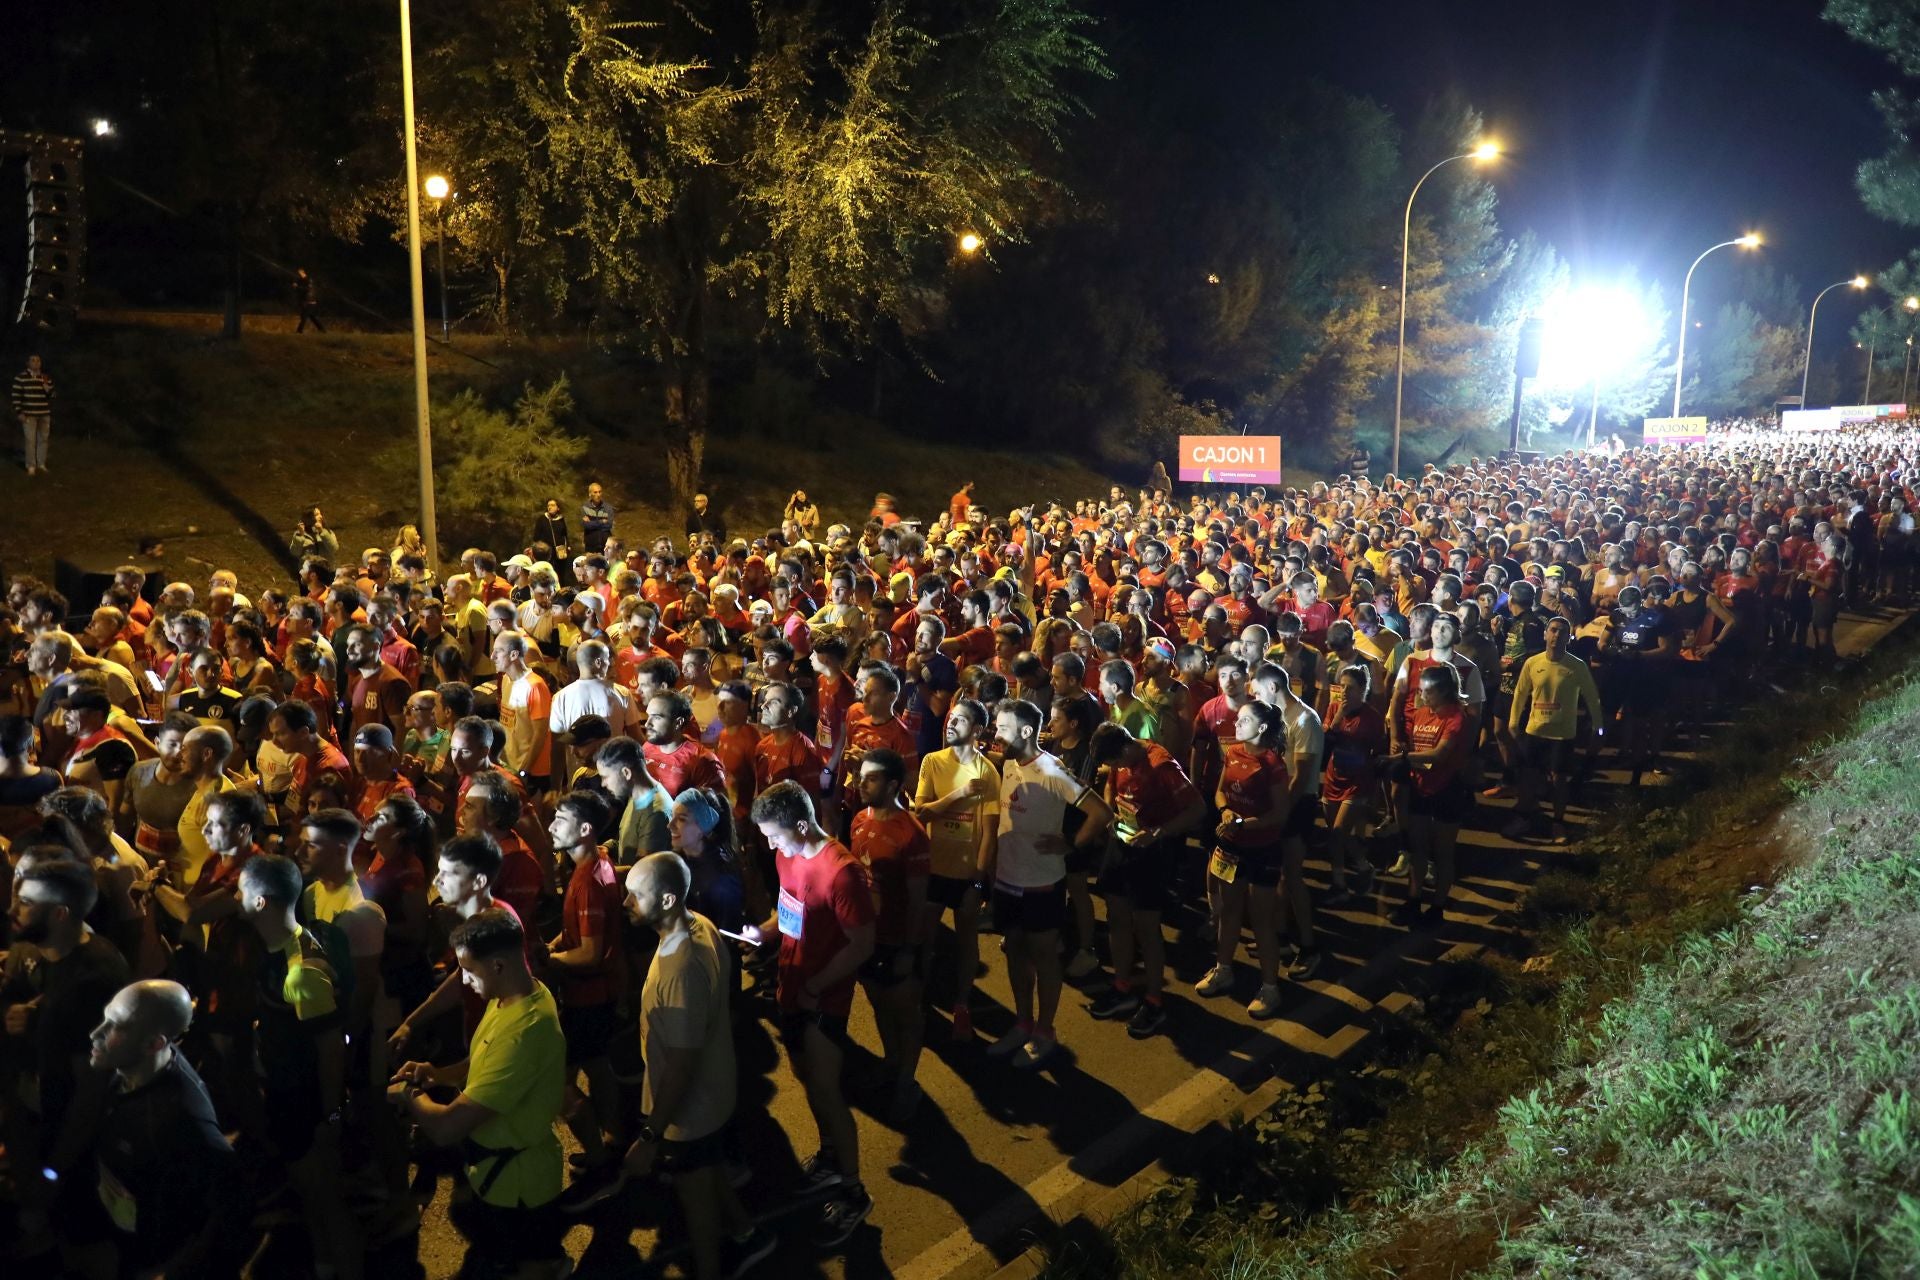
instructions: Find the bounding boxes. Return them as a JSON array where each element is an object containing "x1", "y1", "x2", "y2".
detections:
[{"x1": 1135, "y1": 0, "x2": 1913, "y2": 355}]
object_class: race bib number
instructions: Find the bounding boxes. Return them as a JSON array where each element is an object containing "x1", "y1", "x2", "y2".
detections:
[
  {"x1": 1207, "y1": 847, "x2": 1240, "y2": 884},
  {"x1": 776, "y1": 887, "x2": 805, "y2": 940}
]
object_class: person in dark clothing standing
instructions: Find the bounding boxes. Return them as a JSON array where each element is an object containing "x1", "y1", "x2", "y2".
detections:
[
  {"x1": 533, "y1": 497, "x2": 573, "y2": 561},
  {"x1": 686, "y1": 492, "x2": 726, "y2": 544},
  {"x1": 581, "y1": 482, "x2": 615, "y2": 555},
  {"x1": 12, "y1": 352, "x2": 54, "y2": 476},
  {"x1": 294, "y1": 269, "x2": 325, "y2": 333},
  {"x1": 68, "y1": 979, "x2": 244, "y2": 1280}
]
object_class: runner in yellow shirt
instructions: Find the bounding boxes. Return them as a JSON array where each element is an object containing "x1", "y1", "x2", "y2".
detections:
[
  {"x1": 1505, "y1": 617, "x2": 1603, "y2": 843},
  {"x1": 912, "y1": 698, "x2": 1000, "y2": 1041}
]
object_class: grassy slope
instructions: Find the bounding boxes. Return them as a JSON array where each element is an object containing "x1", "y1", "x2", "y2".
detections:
[
  {"x1": 1, "y1": 327, "x2": 1132, "y2": 584},
  {"x1": 1045, "y1": 634, "x2": 1920, "y2": 1280}
]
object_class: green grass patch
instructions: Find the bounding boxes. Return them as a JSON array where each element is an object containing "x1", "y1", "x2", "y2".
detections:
[{"x1": 1040, "y1": 630, "x2": 1920, "y2": 1279}]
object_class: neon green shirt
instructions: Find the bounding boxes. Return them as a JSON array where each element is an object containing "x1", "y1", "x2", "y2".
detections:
[{"x1": 462, "y1": 981, "x2": 566, "y2": 1209}]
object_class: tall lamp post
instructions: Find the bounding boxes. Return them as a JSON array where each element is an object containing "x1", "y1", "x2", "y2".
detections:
[
  {"x1": 1800, "y1": 276, "x2": 1868, "y2": 409},
  {"x1": 399, "y1": 0, "x2": 437, "y2": 568},
  {"x1": 1672, "y1": 233, "x2": 1761, "y2": 418},
  {"x1": 1392, "y1": 141, "x2": 1499, "y2": 477},
  {"x1": 425, "y1": 174, "x2": 452, "y2": 342}
]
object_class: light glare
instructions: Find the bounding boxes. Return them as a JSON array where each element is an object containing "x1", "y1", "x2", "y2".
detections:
[
  {"x1": 424, "y1": 174, "x2": 451, "y2": 200},
  {"x1": 90, "y1": 119, "x2": 113, "y2": 137},
  {"x1": 1738, "y1": 233, "x2": 1762, "y2": 248},
  {"x1": 1853, "y1": 276, "x2": 1870, "y2": 288},
  {"x1": 957, "y1": 231, "x2": 983, "y2": 255},
  {"x1": 1537, "y1": 285, "x2": 1658, "y2": 391},
  {"x1": 1472, "y1": 142, "x2": 1500, "y2": 160}
]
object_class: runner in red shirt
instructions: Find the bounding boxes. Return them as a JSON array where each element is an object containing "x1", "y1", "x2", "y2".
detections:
[
  {"x1": 810, "y1": 637, "x2": 856, "y2": 751},
  {"x1": 1196, "y1": 700, "x2": 1292, "y2": 1017},
  {"x1": 1320, "y1": 664, "x2": 1386, "y2": 899},
  {"x1": 710, "y1": 682, "x2": 762, "y2": 823},
  {"x1": 641, "y1": 690, "x2": 727, "y2": 798},
  {"x1": 1396, "y1": 662, "x2": 1473, "y2": 928},
  {"x1": 457, "y1": 771, "x2": 545, "y2": 927},
  {"x1": 850, "y1": 748, "x2": 932, "y2": 1123},
  {"x1": 270, "y1": 700, "x2": 353, "y2": 821},
  {"x1": 348, "y1": 723, "x2": 416, "y2": 824},
  {"x1": 747, "y1": 781, "x2": 877, "y2": 1242},
  {"x1": 1085, "y1": 724, "x2": 1206, "y2": 1038},
  {"x1": 836, "y1": 667, "x2": 919, "y2": 819},
  {"x1": 753, "y1": 683, "x2": 827, "y2": 799},
  {"x1": 544, "y1": 790, "x2": 626, "y2": 1186}
]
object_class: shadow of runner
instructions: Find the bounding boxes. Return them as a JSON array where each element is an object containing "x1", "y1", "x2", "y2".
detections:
[{"x1": 135, "y1": 413, "x2": 301, "y2": 578}]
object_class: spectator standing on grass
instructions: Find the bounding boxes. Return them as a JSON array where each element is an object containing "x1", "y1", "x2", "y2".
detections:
[
  {"x1": 293, "y1": 268, "x2": 324, "y2": 333},
  {"x1": 289, "y1": 506, "x2": 340, "y2": 562},
  {"x1": 581, "y1": 482, "x2": 615, "y2": 554},
  {"x1": 12, "y1": 351, "x2": 54, "y2": 476},
  {"x1": 686, "y1": 492, "x2": 727, "y2": 544},
  {"x1": 532, "y1": 497, "x2": 572, "y2": 561}
]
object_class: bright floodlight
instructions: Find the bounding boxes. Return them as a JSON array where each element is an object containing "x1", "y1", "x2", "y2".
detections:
[
  {"x1": 1738, "y1": 233, "x2": 1761, "y2": 248},
  {"x1": 90, "y1": 118, "x2": 113, "y2": 137},
  {"x1": 1854, "y1": 276, "x2": 1870, "y2": 288},
  {"x1": 424, "y1": 174, "x2": 451, "y2": 200},
  {"x1": 957, "y1": 231, "x2": 983, "y2": 255},
  {"x1": 1472, "y1": 142, "x2": 1500, "y2": 160},
  {"x1": 1907, "y1": 296, "x2": 1919, "y2": 312},
  {"x1": 1537, "y1": 284, "x2": 1658, "y2": 391}
]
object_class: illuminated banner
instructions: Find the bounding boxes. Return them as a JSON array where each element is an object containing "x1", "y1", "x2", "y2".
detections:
[
  {"x1": 1641, "y1": 416, "x2": 1709, "y2": 444},
  {"x1": 1779, "y1": 403, "x2": 1907, "y2": 431},
  {"x1": 1179, "y1": 434, "x2": 1282, "y2": 485}
]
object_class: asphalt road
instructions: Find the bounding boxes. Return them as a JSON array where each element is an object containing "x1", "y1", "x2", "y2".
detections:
[{"x1": 354, "y1": 604, "x2": 1909, "y2": 1280}]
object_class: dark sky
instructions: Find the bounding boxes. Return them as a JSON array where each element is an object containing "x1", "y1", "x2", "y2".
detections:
[{"x1": 1124, "y1": 0, "x2": 1915, "y2": 352}]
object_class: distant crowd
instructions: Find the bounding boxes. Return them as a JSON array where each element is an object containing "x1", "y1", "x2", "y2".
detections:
[{"x1": 0, "y1": 424, "x2": 1914, "y2": 1279}]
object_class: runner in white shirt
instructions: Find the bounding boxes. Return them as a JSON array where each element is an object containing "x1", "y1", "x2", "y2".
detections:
[
  {"x1": 549, "y1": 639, "x2": 636, "y2": 741},
  {"x1": 987, "y1": 699, "x2": 1110, "y2": 1069}
]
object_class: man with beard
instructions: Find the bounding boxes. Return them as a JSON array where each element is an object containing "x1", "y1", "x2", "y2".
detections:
[{"x1": 912, "y1": 698, "x2": 999, "y2": 1041}]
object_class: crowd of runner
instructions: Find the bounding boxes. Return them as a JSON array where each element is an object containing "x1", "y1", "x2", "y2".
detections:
[{"x1": 0, "y1": 423, "x2": 1913, "y2": 1279}]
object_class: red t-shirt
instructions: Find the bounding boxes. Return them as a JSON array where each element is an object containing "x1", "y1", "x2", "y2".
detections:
[
  {"x1": 713, "y1": 722, "x2": 761, "y2": 818},
  {"x1": 753, "y1": 730, "x2": 826, "y2": 797},
  {"x1": 814, "y1": 671, "x2": 856, "y2": 748},
  {"x1": 1216, "y1": 743, "x2": 1288, "y2": 844},
  {"x1": 559, "y1": 851, "x2": 623, "y2": 1006},
  {"x1": 850, "y1": 807, "x2": 931, "y2": 947},
  {"x1": 457, "y1": 896, "x2": 526, "y2": 1033},
  {"x1": 946, "y1": 626, "x2": 995, "y2": 670},
  {"x1": 644, "y1": 739, "x2": 727, "y2": 798},
  {"x1": 1111, "y1": 742, "x2": 1200, "y2": 833},
  {"x1": 1322, "y1": 704, "x2": 1385, "y2": 804},
  {"x1": 1408, "y1": 704, "x2": 1471, "y2": 796},
  {"x1": 493, "y1": 831, "x2": 546, "y2": 927},
  {"x1": 775, "y1": 839, "x2": 876, "y2": 1016},
  {"x1": 292, "y1": 741, "x2": 354, "y2": 808},
  {"x1": 1189, "y1": 693, "x2": 1242, "y2": 784},
  {"x1": 841, "y1": 707, "x2": 919, "y2": 791},
  {"x1": 351, "y1": 776, "x2": 416, "y2": 825},
  {"x1": 349, "y1": 662, "x2": 412, "y2": 734}
]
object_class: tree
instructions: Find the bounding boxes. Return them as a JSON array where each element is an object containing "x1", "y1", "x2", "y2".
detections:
[
  {"x1": 390, "y1": 0, "x2": 1106, "y2": 509},
  {"x1": 378, "y1": 378, "x2": 588, "y2": 550},
  {"x1": 1690, "y1": 302, "x2": 1803, "y2": 416},
  {"x1": 1828, "y1": 0, "x2": 1920, "y2": 224}
]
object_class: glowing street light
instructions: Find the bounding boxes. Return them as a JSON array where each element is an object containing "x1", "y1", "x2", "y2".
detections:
[
  {"x1": 1538, "y1": 284, "x2": 1658, "y2": 445},
  {"x1": 957, "y1": 231, "x2": 983, "y2": 255},
  {"x1": 1799, "y1": 275, "x2": 1869, "y2": 409},
  {"x1": 424, "y1": 174, "x2": 453, "y2": 342},
  {"x1": 1672, "y1": 233, "x2": 1762, "y2": 417},
  {"x1": 90, "y1": 118, "x2": 114, "y2": 138},
  {"x1": 1392, "y1": 141, "x2": 1500, "y2": 475}
]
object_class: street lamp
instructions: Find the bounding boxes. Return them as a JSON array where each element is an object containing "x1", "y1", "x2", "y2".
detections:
[
  {"x1": 1800, "y1": 276, "x2": 1867, "y2": 409},
  {"x1": 957, "y1": 231, "x2": 982, "y2": 255},
  {"x1": 1672, "y1": 233, "x2": 1761, "y2": 418},
  {"x1": 1393, "y1": 142, "x2": 1499, "y2": 476},
  {"x1": 424, "y1": 173, "x2": 452, "y2": 343},
  {"x1": 398, "y1": 0, "x2": 438, "y2": 569}
]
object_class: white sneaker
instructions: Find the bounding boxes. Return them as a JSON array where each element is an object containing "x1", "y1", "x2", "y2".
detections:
[
  {"x1": 1194, "y1": 964, "x2": 1234, "y2": 998},
  {"x1": 987, "y1": 1023, "x2": 1031, "y2": 1057},
  {"x1": 1386, "y1": 855, "x2": 1410, "y2": 877},
  {"x1": 1064, "y1": 948, "x2": 1100, "y2": 980},
  {"x1": 1248, "y1": 983, "x2": 1283, "y2": 1020}
]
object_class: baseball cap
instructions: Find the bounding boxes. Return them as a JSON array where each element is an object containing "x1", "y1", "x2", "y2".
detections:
[
  {"x1": 60, "y1": 686, "x2": 113, "y2": 715},
  {"x1": 505, "y1": 553, "x2": 535, "y2": 570},
  {"x1": 1544, "y1": 564, "x2": 1566, "y2": 580},
  {"x1": 353, "y1": 723, "x2": 395, "y2": 749}
]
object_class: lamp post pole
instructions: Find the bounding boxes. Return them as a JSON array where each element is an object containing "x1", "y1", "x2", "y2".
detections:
[
  {"x1": 435, "y1": 201, "x2": 449, "y2": 343},
  {"x1": 1393, "y1": 145, "x2": 1496, "y2": 478},
  {"x1": 1801, "y1": 278, "x2": 1865, "y2": 409},
  {"x1": 1673, "y1": 236, "x2": 1759, "y2": 418},
  {"x1": 399, "y1": 0, "x2": 437, "y2": 569}
]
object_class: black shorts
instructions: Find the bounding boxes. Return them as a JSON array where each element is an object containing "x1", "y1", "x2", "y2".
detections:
[
  {"x1": 1209, "y1": 840, "x2": 1282, "y2": 889},
  {"x1": 449, "y1": 1192, "x2": 564, "y2": 1262},
  {"x1": 560, "y1": 999, "x2": 618, "y2": 1064},
  {"x1": 992, "y1": 880, "x2": 1067, "y2": 934},
  {"x1": 1489, "y1": 690, "x2": 1516, "y2": 723},
  {"x1": 1615, "y1": 661, "x2": 1672, "y2": 711},
  {"x1": 926, "y1": 873, "x2": 979, "y2": 911},
  {"x1": 1063, "y1": 841, "x2": 1097, "y2": 876},
  {"x1": 656, "y1": 1126, "x2": 730, "y2": 1176},
  {"x1": 778, "y1": 1009, "x2": 853, "y2": 1055},
  {"x1": 1520, "y1": 732, "x2": 1572, "y2": 776},
  {"x1": 1409, "y1": 780, "x2": 1474, "y2": 825},
  {"x1": 1098, "y1": 839, "x2": 1178, "y2": 913},
  {"x1": 859, "y1": 942, "x2": 920, "y2": 988}
]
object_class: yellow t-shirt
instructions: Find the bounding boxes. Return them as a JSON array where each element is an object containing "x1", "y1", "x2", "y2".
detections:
[
  {"x1": 913, "y1": 747, "x2": 1002, "y2": 881},
  {"x1": 463, "y1": 982, "x2": 566, "y2": 1209},
  {"x1": 174, "y1": 776, "x2": 232, "y2": 888}
]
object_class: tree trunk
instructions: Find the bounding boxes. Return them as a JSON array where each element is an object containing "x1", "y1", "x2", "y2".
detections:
[
  {"x1": 493, "y1": 258, "x2": 510, "y2": 330},
  {"x1": 663, "y1": 354, "x2": 710, "y2": 518}
]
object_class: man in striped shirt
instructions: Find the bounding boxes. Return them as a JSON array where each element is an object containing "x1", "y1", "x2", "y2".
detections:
[{"x1": 12, "y1": 353, "x2": 53, "y2": 476}]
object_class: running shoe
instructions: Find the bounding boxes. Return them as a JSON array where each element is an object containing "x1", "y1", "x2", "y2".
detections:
[
  {"x1": 798, "y1": 1150, "x2": 845, "y2": 1192},
  {"x1": 987, "y1": 1021, "x2": 1032, "y2": 1057},
  {"x1": 1193, "y1": 964, "x2": 1234, "y2": 997},
  {"x1": 1014, "y1": 1033, "x2": 1058, "y2": 1070},
  {"x1": 1290, "y1": 948, "x2": 1324, "y2": 982},
  {"x1": 1087, "y1": 987, "x2": 1142, "y2": 1020},
  {"x1": 1386, "y1": 854, "x2": 1411, "y2": 877},
  {"x1": 1126, "y1": 1001, "x2": 1167, "y2": 1039},
  {"x1": 557, "y1": 1163, "x2": 626, "y2": 1214},
  {"x1": 1248, "y1": 983, "x2": 1284, "y2": 1019},
  {"x1": 1064, "y1": 948, "x2": 1101, "y2": 981},
  {"x1": 813, "y1": 1185, "x2": 873, "y2": 1247},
  {"x1": 723, "y1": 1227, "x2": 778, "y2": 1278}
]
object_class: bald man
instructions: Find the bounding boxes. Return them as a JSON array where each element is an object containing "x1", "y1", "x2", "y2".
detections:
[{"x1": 70, "y1": 981, "x2": 241, "y2": 1279}]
